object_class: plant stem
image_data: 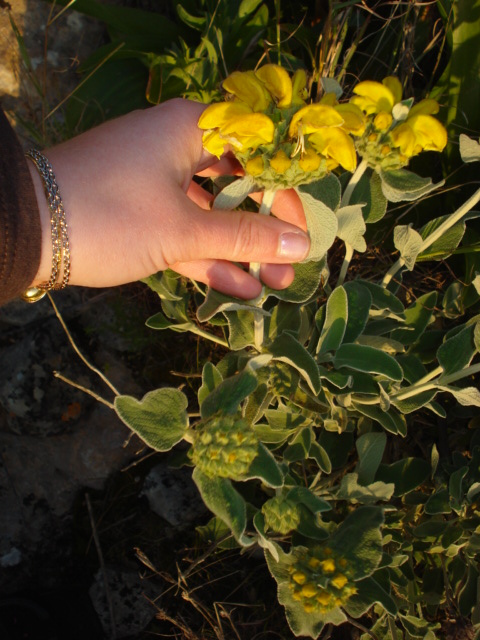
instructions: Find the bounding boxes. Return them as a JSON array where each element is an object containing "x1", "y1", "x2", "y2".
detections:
[
  {"x1": 336, "y1": 243, "x2": 353, "y2": 287},
  {"x1": 383, "y1": 186, "x2": 480, "y2": 288},
  {"x1": 336, "y1": 159, "x2": 368, "y2": 286},
  {"x1": 251, "y1": 189, "x2": 276, "y2": 351},
  {"x1": 341, "y1": 159, "x2": 368, "y2": 207},
  {"x1": 188, "y1": 325, "x2": 228, "y2": 348}
]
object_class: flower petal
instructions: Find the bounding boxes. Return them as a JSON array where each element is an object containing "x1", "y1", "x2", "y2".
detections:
[
  {"x1": 202, "y1": 131, "x2": 227, "y2": 157},
  {"x1": 292, "y1": 68, "x2": 308, "y2": 105},
  {"x1": 221, "y1": 113, "x2": 275, "y2": 150},
  {"x1": 289, "y1": 104, "x2": 344, "y2": 137},
  {"x1": 309, "y1": 127, "x2": 357, "y2": 171},
  {"x1": 270, "y1": 149, "x2": 292, "y2": 174},
  {"x1": 198, "y1": 101, "x2": 253, "y2": 130},
  {"x1": 335, "y1": 103, "x2": 366, "y2": 135},
  {"x1": 382, "y1": 76, "x2": 403, "y2": 105},
  {"x1": 223, "y1": 70, "x2": 272, "y2": 112},
  {"x1": 390, "y1": 122, "x2": 417, "y2": 156},
  {"x1": 407, "y1": 114, "x2": 448, "y2": 152},
  {"x1": 408, "y1": 98, "x2": 440, "y2": 118},
  {"x1": 299, "y1": 147, "x2": 322, "y2": 172},
  {"x1": 352, "y1": 80, "x2": 396, "y2": 114},
  {"x1": 256, "y1": 64, "x2": 293, "y2": 108}
]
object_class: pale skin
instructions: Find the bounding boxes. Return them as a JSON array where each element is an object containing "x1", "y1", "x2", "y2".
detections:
[{"x1": 28, "y1": 99, "x2": 309, "y2": 299}]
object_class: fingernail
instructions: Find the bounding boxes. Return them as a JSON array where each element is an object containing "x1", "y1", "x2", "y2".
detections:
[{"x1": 278, "y1": 232, "x2": 310, "y2": 260}]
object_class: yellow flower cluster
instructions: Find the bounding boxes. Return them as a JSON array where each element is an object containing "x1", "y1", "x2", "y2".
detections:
[
  {"x1": 288, "y1": 546, "x2": 357, "y2": 614},
  {"x1": 262, "y1": 495, "x2": 301, "y2": 535},
  {"x1": 350, "y1": 76, "x2": 447, "y2": 170},
  {"x1": 198, "y1": 64, "x2": 363, "y2": 189},
  {"x1": 190, "y1": 413, "x2": 259, "y2": 480},
  {"x1": 198, "y1": 68, "x2": 447, "y2": 187}
]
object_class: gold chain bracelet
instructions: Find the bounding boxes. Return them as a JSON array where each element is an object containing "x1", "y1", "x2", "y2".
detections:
[{"x1": 22, "y1": 149, "x2": 70, "y2": 303}]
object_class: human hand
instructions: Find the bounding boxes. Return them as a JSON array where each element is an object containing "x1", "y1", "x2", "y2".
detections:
[{"x1": 29, "y1": 99, "x2": 309, "y2": 299}]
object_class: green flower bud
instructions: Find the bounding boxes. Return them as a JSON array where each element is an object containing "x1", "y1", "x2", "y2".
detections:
[
  {"x1": 190, "y1": 413, "x2": 259, "y2": 480},
  {"x1": 288, "y1": 546, "x2": 357, "y2": 614},
  {"x1": 262, "y1": 496, "x2": 301, "y2": 534}
]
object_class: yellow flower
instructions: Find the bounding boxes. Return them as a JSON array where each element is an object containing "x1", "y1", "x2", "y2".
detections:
[
  {"x1": 351, "y1": 76, "x2": 402, "y2": 115},
  {"x1": 198, "y1": 102, "x2": 275, "y2": 157},
  {"x1": 255, "y1": 64, "x2": 293, "y2": 108},
  {"x1": 245, "y1": 156, "x2": 264, "y2": 176},
  {"x1": 298, "y1": 147, "x2": 322, "y2": 172},
  {"x1": 373, "y1": 111, "x2": 393, "y2": 131},
  {"x1": 320, "y1": 559, "x2": 336, "y2": 573},
  {"x1": 291, "y1": 69, "x2": 308, "y2": 106},
  {"x1": 331, "y1": 574, "x2": 348, "y2": 590},
  {"x1": 289, "y1": 104, "x2": 345, "y2": 137},
  {"x1": 391, "y1": 114, "x2": 447, "y2": 156},
  {"x1": 334, "y1": 103, "x2": 366, "y2": 136},
  {"x1": 270, "y1": 149, "x2": 292, "y2": 174},
  {"x1": 309, "y1": 127, "x2": 357, "y2": 172},
  {"x1": 223, "y1": 70, "x2": 271, "y2": 111}
]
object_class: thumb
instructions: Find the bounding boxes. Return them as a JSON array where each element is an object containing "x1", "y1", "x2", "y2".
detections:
[{"x1": 161, "y1": 195, "x2": 311, "y2": 267}]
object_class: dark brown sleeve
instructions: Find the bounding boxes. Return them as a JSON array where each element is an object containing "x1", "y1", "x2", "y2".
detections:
[{"x1": 0, "y1": 108, "x2": 42, "y2": 305}]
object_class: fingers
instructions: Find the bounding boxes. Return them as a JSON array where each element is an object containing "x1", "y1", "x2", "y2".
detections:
[
  {"x1": 249, "y1": 188, "x2": 307, "y2": 231},
  {"x1": 161, "y1": 192, "x2": 310, "y2": 268},
  {"x1": 171, "y1": 260, "x2": 295, "y2": 299}
]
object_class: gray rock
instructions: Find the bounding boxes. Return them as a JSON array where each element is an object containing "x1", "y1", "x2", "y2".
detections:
[
  {"x1": 142, "y1": 462, "x2": 207, "y2": 528},
  {"x1": 89, "y1": 567, "x2": 158, "y2": 639}
]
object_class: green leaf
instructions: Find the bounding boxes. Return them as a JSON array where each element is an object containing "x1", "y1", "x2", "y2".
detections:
[
  {"x1": 253, "y1": 512, "x2": 280, "y2": 561},
  {"x1": 460, "y1": 134, "x2": 480, "y2": 163},
  {"x1": 356, "y1": 432, "x2": 387, "y2": 485},
  {"x1": 432, "y1": 0, "x2": 480, "y2": 144},
  {"x1": 358, "y1": 280, "x2": 405, "y2": 315},
  {"x1": 337, "y1": 473, "x2": 395, "y2": 504},
  {"x1": 346, "y1": 576, "x2": 397, "y2": 617},
  {"x1": 265, "y1": 259, "x2": 325, "y2": 303},
  {"x1": 238, "y1": 0, "x2": 264, "y2": 17},
  {"x1": 197, "y1": 288, "x2": 270, "y2": 322},
  {"x1": 309, "y1": 441, "x2": 333, "y2": 474},
  {"x1": 437, "y1": 385, "x2": 480, "y2": 407},
  {"x1": 380, "y1": 169, "x2": 443, "y2": 202},
  {"x1": 376, "y1": 458, "x2": 430, "y2": 496},
  {"x1": 115, "y1": 388, "x2": 188, "y2": 451},
  {"x1": 192, "y1": 469, "x2": 254, "y2": 547},
  {"x1": 201, "y1": 369, "x2": 258, "y2": 418},
  {"x1": 437, "y1": 323, "x2": 477, "y2": 375},
  {"x1": 244, "y1": 443, "x2": 284, "y2": 487},
  {"x1": 213, "y1": 176, "x2": 256, "y2": 210},
  {"x1": 198, "y1": 362, "x2": 223, "y2": 407},
  {"x1": 145, "y1": 311, "x2": 194, "y2": 334},
  {"x1": 417, "y1": 213, "x2": 469, "y2": 262},
  {"x1": 317, "y1": 286, "x2": 348, "y2": 356},
  {"x1": 391, "y1": 291, "x2": 437, "y2": 346},
  {"x1": 225, "y1": 310, "x2": 255, "y2": 350},
  {"x1": 295, "y1": 189, "x2": 338, "y2": 262},
  {"x1": 333, "y1": 344, "x2": 403, "y2": 381},
  {"x1": 284, "y1": 427, "x2": 312, "y2": 462},
  {"x1": 287, "y1": 487, "x2": 331, "y2": 514},
  {"x1": 349, "y1": 169, "x2": 387, "y2": 223},
  {"x1": 343, "y1": 282, "x2": 372, "y2": 343},
  {"x1": 353, "y1": 403, "x2": 407, "y2": 435},
  {"x1": 394, "y1": 225, "x2": 424, "y2": 270},
  {"x1": 449, "y1": 466, "x2": 469, "y2": 505},
  {"x1": 298, "y1": 174, "x2": 341, "y2": 211},
  {"x1": 265, "y1": 301, "x2": 301, "y2": 342},
  {"x1": 336, "y1": 205, "x2": 367, "y2": 252},
  {"x1": 425, "y1": 489, "x2": 451, "y2": 515},
  {"x1": 269, "y1": 333, "x2": 321, "y2": 394},
  {"x1": 330, "y1": 506, "x2": 384, "y2": 578},
  {"x1": 176, "y1": 3, "x2": 207, "y2": 30}
]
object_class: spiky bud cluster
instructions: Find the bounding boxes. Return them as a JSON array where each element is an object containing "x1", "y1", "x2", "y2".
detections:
[
  {"x1": 288, "y1": 546, "x2": 357, "y2": 614},
  {"x1": 190, "y1": 413, "x2": 259, "y2": 480},
  {"x1": 262, "y1": 495, "x2": 301, "y2": 535}
]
